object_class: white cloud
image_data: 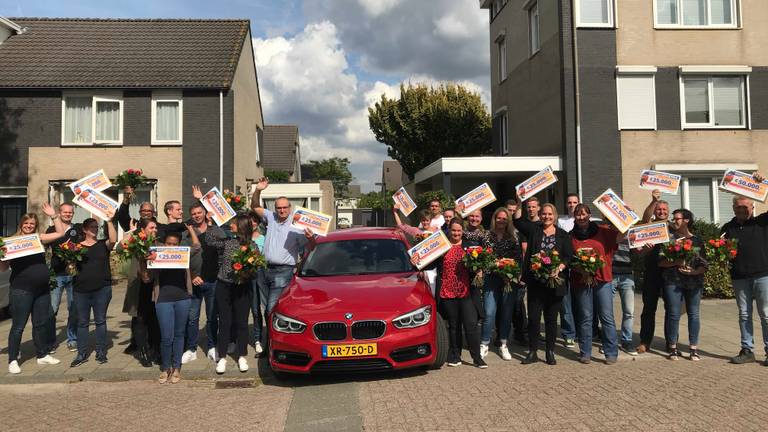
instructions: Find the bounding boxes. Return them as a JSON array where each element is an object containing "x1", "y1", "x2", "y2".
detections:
[{"x1": 357, "y1": 0, "x2": 402, "y2": 17}]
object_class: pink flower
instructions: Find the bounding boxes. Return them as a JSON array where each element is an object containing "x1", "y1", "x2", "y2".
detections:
[{"x1": 542, "y1": 257, "x2": 552, "y2": 265}]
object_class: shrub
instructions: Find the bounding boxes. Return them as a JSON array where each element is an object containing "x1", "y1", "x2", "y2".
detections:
[{"x1": 416, "y1": 190, "x2": 455, "y2": 211}]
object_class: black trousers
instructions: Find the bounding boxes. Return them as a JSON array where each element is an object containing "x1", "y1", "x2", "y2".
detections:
[
  {"x1": 527, "y1": 287, "x2": 563, "y2": 353},
  {"x1": 639, "y1": 279, "x2": 666, "y2": 346},
  {"x1": 134, "y1": 282, "x2": 159, "y2": 353},
  {"x1": 439, "y1": 296, "x2": 481, "y2": 363},
  {"x1": 511, "y1": 285, "x2": 528, "y2": 339},
  {"x1": 215, "y1": 280, "x2": 250, "y2": 358}
]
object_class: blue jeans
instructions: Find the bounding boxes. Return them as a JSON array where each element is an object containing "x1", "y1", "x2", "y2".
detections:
[
  {"x1": 663, "y1": 283, "x2": 702, "y2": 347},
  {"x1": 73, "y1": 285, "x2": 112, "y2": 357},
  {"x1": 250, "y1": 269, "x2": 267, "y2": 344},
  {"x1": 732, "y1": 276, "x2": 768, "y2": 354},
  {"x1": 264, "y1": 265, "x2": 295, "y2": 314},
  {"x1": 572, "y1": 281, "x2": 619, "y2": 358},
  {"x1": 481, "y1": 275, "x2": 513, "y2": 344},
  {"x1": 156, "y1": 299, "x2": 191, "y2": 371},
  {"x1": 186, "y1": 281, "x2": 217, "y2": 351},
  {"x1": 560, "y1": 282, "x2": 576, "y2": 340},
  {"x1": 50, "y1": 275, "x2": 77, "y2": 345},
  {"x1": 612, "y1": 274, "x2": 635, "y2": 344},
  {"x1": 8, "y1": 289, "x2": 52, "y2": 361}
]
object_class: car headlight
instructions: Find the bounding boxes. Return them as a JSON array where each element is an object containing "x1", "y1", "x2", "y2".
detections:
[
  {"x1": 272, "y1": 312, "x2": 307, "y2": 334},
  {"x1": 392, "y1": 306, "x2": 432, "y2": 329}
]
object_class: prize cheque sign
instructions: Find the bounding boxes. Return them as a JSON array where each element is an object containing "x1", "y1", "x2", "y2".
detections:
[
  {"x1": 455, "y1": 183, "x2": 497, "y2": 218},
  {"x1": 200, "y1": 187, "x2": 237, "y2": 226},
  {"x1": 407, "y1": 230, "x2": 452, "y2": 270},
  {"x1": 0, "y1": 234, "x2": 45, "y2": 261},
  {"x1": 639, "y1": 170, "x2": 681, "y2": 195},
  {"x1": 516, "y1": 166, "x2": 558, "y2": 202},
  {"x1": 74, "y1": 188, "x2": 119, "y2": 221},
  {"x1": 147, "y1": 246, "x2": 191, "y2": 269},
  {"x1": 69, "y1": 169, "x2": 112, "y2": 195},
  {"x1": 719, "y1": 169, "x2": 768, "y2": 202},
  {"x1": 593, "y1": 189, "x2": 639, "y2": 233},
  {"x1": 627, "y1": 222, "x2": 670, "y2": 249},
  {"x1": 392, "y1": 187, "x2": 417, "y2": 216},
  {"x1": 291, "y1": 207, "x2": 333, "y2": 236}
]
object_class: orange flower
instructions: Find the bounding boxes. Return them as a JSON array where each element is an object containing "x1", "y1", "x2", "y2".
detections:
[
  {"x1": 240, "y1": 245, "x2": 248, "y2": 251},
  {"x1": 138, "y1": 231, "x2": 147, "y2": 240}
]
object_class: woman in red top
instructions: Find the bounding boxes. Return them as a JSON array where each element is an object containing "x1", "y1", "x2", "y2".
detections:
[
  {"x1": 569, "y1": 204, "x2": 621, "y2": 364},
  {"x1": 412, "y1": 218, "x2": 487, "y2": 369}
]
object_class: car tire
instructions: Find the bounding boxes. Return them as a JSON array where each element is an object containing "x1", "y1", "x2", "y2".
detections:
[{"x1": 429, "y1": 314, "x2": 449, "y2": 369}]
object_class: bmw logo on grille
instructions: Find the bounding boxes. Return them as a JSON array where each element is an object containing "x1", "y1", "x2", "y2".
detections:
[{"x1": 344, "y1": 313, "x2": 353, "y2": 320}]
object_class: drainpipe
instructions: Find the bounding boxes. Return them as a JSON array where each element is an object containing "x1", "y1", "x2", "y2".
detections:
[
  {"x1": 219, "y1": 90, "x2": 224, "y2": 189},
  {"x1": 572, "y1": 4, "x2": 583, "y2": 203}
]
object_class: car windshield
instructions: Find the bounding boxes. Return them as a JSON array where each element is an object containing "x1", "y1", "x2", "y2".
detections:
[{"x1": 300, "y1": 239, "x2": 413, "y2": 277}]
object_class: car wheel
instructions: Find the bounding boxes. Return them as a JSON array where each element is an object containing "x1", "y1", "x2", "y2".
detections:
[{"x1": 429, "y1": 314, "x2": 449, "y2": 369}]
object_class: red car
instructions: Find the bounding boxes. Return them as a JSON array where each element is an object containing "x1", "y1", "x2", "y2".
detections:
[{"x1": 268, "y1": 227, "x2": 448, "y2": 375}]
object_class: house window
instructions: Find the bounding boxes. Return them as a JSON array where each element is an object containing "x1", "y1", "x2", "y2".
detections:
[
  {"x1": 255, "y1": 127, "x2": 261, "y2": 165},
  {"x1": 62, "y1": 94, "x2": 124, "y2": 145},
  {"x1": 528, "y1": 1, "x2": 540, "y2": 56},
  {"x1": 497, "y1": 36, "x2": 507, "y2": 83},
  {"x1": 576, "y1": 0, "x2": 614, "y2": 28},
  {"x1": 500, "y1": 112, "x2": 509, "y2": 155},
  {"x1": 491, "y1": 0, "x2": 508, "y2": 19},
  {"x1": 681, "y1": 75, "x2": 747, "y2": 129},
  {"x1": 151, "y1": 93, "x2": 183, "y2": 145},
  {"x1": 655, "y1": 0, "x2": 739, "y2": 27},
  {"x1": 616, "y1": 69, "x2": 657, "y2": 130}
]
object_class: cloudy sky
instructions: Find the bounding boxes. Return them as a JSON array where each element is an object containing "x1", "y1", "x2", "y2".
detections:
[{"x1": 7, "y1": 0, "x2": 491, "y2": 191}]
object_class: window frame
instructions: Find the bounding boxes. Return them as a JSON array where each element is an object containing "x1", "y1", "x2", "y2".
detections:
[
  {"x1": 61, "y1": 92, "x2": 124, "y2": 147},
  {"x1": 678, "y1": 70, "x2": 750, "y2": 130},
  {"x1": 575, "y1": 0, "x2": 615, "y2": 28},
  {"x1": 615, "y1": 66, "x2": 658, "y2": 130},
  {"x1": 653, "y1": 0, "x2": 740, "y2": 29},
  {"x1": 501, "y1": 112, "x2": 509, "y2": 155},
  {"x1": 151, "y1": 92, "x2": 184, "y2": 146},
  {"x1": 496, "y1": 34, "x2": 507, "y2": 83},
  {"x1": 527, "y1": 0, "x2": 540, "y2": 57}
]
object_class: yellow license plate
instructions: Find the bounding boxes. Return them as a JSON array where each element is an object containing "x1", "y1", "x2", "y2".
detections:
[{"x1": 322, "y1": 343, "x2": 377, "y2": 358}]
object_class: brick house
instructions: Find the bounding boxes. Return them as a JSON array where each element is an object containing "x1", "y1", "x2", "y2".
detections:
[{"x1": 0, "y1": 17, "x2": 265, "y2": 233}]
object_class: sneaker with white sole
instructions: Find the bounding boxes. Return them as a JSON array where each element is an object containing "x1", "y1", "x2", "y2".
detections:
[
  {"x1": 499, "y1": 344, "x2": 512, "y2": 361},
  {"x1": 181, "y1": 350, "x2": 197, "y2": 364},
  {"x1": 238, "y1": 356, "x2": 249, "y2": 372},
  {"x1": 36, "y1": 355, "x2": 61, "y2": 365},
  {"x1": 207, "y1": 347, "x2": 218, "y2": 362},
  {"x1": 215, "y1": 358, "x2": 227, "y2": 374},
  {"x1": 8, "y1": 360, "x2": 21, "y2": 374},
  {"x1": 480, "y1": 343, "x2": 489, "y2": 359},
  {"x1": 254, "y1": 342, "x2": 264, "y2": 356}
]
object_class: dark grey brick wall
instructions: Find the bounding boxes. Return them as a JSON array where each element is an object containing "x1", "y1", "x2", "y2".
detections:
[
  {"x1": 123, "y1": 91, "x2": 151, "y2": 146},
  {"x1": 576, "y1": 29, "x2": 622, "y2": 202},
  {"x1": 559, "y1": 0, "x2": 578, "y2": 198},
  {"x1": 750, "y1": 67, "x2": 768, "y2": 129},
  {"x1": 655, "y1": 67, "x2": 681, "y2": 131}
]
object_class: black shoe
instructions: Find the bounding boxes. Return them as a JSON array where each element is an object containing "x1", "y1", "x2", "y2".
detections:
[
  {"x1": 545, "y1": 350, "x2": 556, "y2": 365},
  {"x1": 731, "y1": 348, "x2": 755, "y2": 364},
  {"x1": 123, "y1": 343, "x2": 137, "y2": 355},
  {"x1": 96, "y1": 352, "x2": 108, "y2": 364},
  {"x1": 474, "y1": 358, "x2": 488, "y2": 369},
  {"x1": 521, "y1": 351, "x2": 539, "y2": 364},
  {"x1": 70, "y1": 354, "x2": 88, "y2": 368},
  {"x1": 136, "y1": 348, "x2": 153, "y2": 368}
]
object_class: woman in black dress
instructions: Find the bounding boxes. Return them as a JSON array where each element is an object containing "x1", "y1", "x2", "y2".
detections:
[{"x1": 1, "y1": 203, "x2": 67, "y2": 374}]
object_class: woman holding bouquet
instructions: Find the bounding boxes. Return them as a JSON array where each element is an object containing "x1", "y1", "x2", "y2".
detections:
[
  {"x1": 514, "y1": 202, "x2": 573, "y2": 365},
  {"x1": 481, "y1": 207, "x2": 522, "y2": 361},
  {"x1": 1, "y1": 204, "x2": 67, "y2": 374},
  {"x1": 659, "y1": 209, "x2": 707, "y2": 361},
  {"x1": 569, "y1": 204, "x2": 620, "y2": 364},
  {"x1": 70, "y1": 215, "x2": 117, "y2": 367},
  {"x1": 413, "y1": 218, "x2": 487, "y2": 368}
]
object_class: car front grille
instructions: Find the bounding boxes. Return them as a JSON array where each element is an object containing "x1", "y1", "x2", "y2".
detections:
[
  {"x1": 351, "y1": 320, "x2": 386, "y2": 340},
  {"x1": 313, "y1": 322, "x2": 347, "y2": 341},
  {"x1": 310, "y1": 358, "x2": 392, "y2": 373}
]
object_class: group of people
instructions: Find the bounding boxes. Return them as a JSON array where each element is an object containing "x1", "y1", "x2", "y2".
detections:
[
  {"x1": 399, "y1": 172, "x2": 768, "y2": 368},
  {"x1": 2, "y1": 177, "x2": 315, "y2": 382}
]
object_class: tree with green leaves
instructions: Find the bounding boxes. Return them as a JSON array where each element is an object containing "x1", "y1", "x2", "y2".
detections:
[
  {"x1": 358, "y1": 190, "x2": 395, "y2": 210},
  {"x1": 368, "y1": 83, "x2": 491, "y2": 178},
  {"x1": 417, "y1": 190, "x2": 456, "y2": 211},
  {"x1": 301, "y1": 157, "x2": 354, "y2": 198},
  {"x1": 264, "y1": 169, "x2": 291, "y2": 183}
]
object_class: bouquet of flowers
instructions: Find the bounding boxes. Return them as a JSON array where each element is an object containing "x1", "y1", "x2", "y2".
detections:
[
  {"x1": 705, "y1": 237, "x2": 738, "y2": 266},
  {"x1": 462, "y1": 246, "x2": 496, "y2": 287},
  {"x1": 114, "y1": 168, "x2": 148, "y2": 190},
  {"x1": 231, "y1": 244, "x2": 266, "y2": 283},
  {"x1": 0, "y1": 237, "x2": 5, "y2": 260},
  {"x1": 659, "y1": 238, "x2": 699, "y2": 266},
  {"x1": 494, "y1": 257, "x2": 521, "y2": 293},
  {"x1": 117, "y1": 230, "x2": 155, "y2": 262},
  {"x1": 570, "y1": 247, "x2": 606, "y2": 287},
  {"x1": 530, "y1": 249, "x2": 564, "y2": 289},
  {"x1": 223, "y1": 189, "x2": 247, "y2": 213},
  {"x1": 54, "y1": 240, "x2": 88, "y2": 276}
]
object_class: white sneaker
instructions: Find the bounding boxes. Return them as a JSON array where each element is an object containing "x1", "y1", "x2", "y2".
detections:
[
  {"x1": 499, "y1": 344, "x2": 512, "y2": 361},
  {"x1": 181, "y1": 350, "x2": 197, "y2": 364},
  {"x1": 207, "y1": 347, "x2": 218, "y2": 362},
  {"x1": 480, "y1": 344, "x2": 489, "y2": 359},
  {"x1": 254, "y1": 342, "x2": 263, "y2": 356},
  {"x1": 238, "y1": 356, "x2": 249, "y2": 372},
  {"x1": 36, "y1": 355, "x2": 61, "y2": 365},
  {"x1": 227, "y1": 342, "x2": 236, "y2": 354},
  {"x1": 8, "y1": 360, "x2": 21, "y2": 374},
  {"x1": 215, "y1": 358, "x2": 227, "y2": 374}
]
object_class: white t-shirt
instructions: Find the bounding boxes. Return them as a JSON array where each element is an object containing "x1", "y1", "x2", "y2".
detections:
[
  {"x1": 430, "y1": 215, "x2": 445, "y2": 230},
  {"x1": 557, "y1": 215, "x2": 574, "y2": 232}
]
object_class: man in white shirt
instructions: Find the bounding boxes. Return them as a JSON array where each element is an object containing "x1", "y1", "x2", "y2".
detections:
[
  {"x1": 428, "y1": 199, "x2": 445, "y2": 229},
  {"x1": 557, "y1": 193, "x2": 580, "y2": 232}
]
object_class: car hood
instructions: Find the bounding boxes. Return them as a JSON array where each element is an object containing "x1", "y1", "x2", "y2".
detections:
[{"x1": 276, "y1": 272, "x2": 430, "y2": 321}]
